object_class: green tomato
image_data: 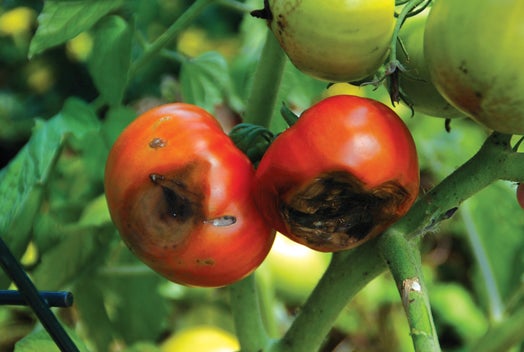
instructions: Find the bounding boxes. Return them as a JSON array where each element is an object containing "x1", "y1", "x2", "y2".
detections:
[
  {"x1": 424, "y1": 0, "x2": 524, "y2": 134},
  {"x1": 396, "y1": 8, "x2": 465, "y2": 118},
  {"x1": 260, "y1": 233, "x2": 331, "y2": 304},
  {"x1": 262, "y1": 0, "x2": 395, "y2": 82}
]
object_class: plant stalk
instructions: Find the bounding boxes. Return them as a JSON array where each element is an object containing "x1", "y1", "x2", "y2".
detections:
[
  {"x1": 130, "y1": 0, "x2": 215, "y2": 75},
  {"x1": 380, "y1": 231, "x2": 441, "y2": 351},
  {"x1": 243, "y1": 30, "x2": 287, "y2": 128}
]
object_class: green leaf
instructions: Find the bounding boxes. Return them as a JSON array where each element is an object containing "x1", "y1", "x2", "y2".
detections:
[
  {"x1": 74, "y1": 278, "x2": 115, "y2": 351},
  {"x1": 31, "y1": 226, "x2": 114, "y2": 290},
  {"x1": 180, "y1": 51, "x2": 241, "y2": 113},
  {"x1": 29, "y1": 0, "x2": 124, "y2": 57},
  {"x1": 460, "y1": 181, "x2": 524, "y2": 318},
  {"x1": 0, "y1": 98, "x2": 99, "y2": 266},
  {"x1": 14, "y1": 325, "x2": 90, "y2": 352},
  {"x1": 88, "y1": 15, "x2": 132, "y2": 107},
  {"x1": 102, "y1": 105, "x2": 137, "y2": 147}
]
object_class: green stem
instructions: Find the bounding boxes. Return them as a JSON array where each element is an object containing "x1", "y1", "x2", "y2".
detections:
[
  {"x1": 129, "y1": 0, "x2": 214, "y2": 75},
  {"x1": 268, "y1": 133, "x2": 524, "y2": 352},
  {"x1": 229, "y1": 275, "x2": 270, "y2": 351},
  {"x1": 396, "y1": 133, "x2": 524, "y2": 240},
  {"x1": 229, "y1": 26, "x2": 287, "y2": 351},
  {"x1": 243, "y1": 30, "x2": 287, "y2": 128},
  {"x1": 469, "y1": 304, "x2": 524, "y2": 352},
  {"x1": 380, "y1": 232, "x2": 441, "y2": 351}
]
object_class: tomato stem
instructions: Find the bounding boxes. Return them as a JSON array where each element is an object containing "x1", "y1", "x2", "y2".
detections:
[
  {"x1": 229, "y1": 275, "x2": 271, "y2": 351},
  {"x1": 243, "y1": 30, "x2": 286, "y2": 128},
  {"x1": 129, "y1": 0, "x2": 214, "y2": 76},
  {"x1": 379, "y1": 231, "x2": 441, "y2": 351}
]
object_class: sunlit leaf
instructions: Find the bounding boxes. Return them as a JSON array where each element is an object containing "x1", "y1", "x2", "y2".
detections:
[{"x1": 29, "y1": 0, "x2": 124, "y2": 57}]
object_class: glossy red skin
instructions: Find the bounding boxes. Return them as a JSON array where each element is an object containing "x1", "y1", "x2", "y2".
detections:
[
  {"x1": 517, "y1": 184, "x2": 524, "y2": 210},
  {"x1": 254, "y1": 95, "x2": 419, "y2": 252},
  {"x1": 105, "y1": 103, "x2": 275, "y2": 287}
]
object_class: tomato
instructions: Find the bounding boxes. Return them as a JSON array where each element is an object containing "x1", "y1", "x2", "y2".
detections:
[
  {"x1": 161, "y1": 326, "x2": 239, "y2": 352},
  {"x1": 255, "y1": 0, "x2": 395, "y2": 82},
  {"x1": 104, "y1": 103, "x2": 275, "y2": 287},
  {"x1": 254, "y1": 95, "x2": 419, "y2": 252},
  {"x1": 424, "y1": 0, "x2": 524, "y2": 134},
  {"x1": 395, "y1": 8, "x2": 464, "y2": 119},
  {"x1": 517, "y1": 183, "x2": 524, "y2": 210},
  {"x1": 259, "y1": 232, "x2": 331, "y2": 304}
]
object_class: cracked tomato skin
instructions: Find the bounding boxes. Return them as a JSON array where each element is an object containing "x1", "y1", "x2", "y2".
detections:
[
  {"x1": 104, "y1": 103, "x2": 275, "y2": 287},
  {"x1": 254, "y1": 95, "x2": 419, "y2": 252}
]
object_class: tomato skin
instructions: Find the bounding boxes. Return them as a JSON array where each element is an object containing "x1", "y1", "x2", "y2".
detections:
[
  {"x1": 104, "y1": 103, "x2": 275, "y2": 287},
  {"x1": 265, "y1": 0, "x2": 395, "y2": 82},
  {"x1": 396, "y1": 8, "x2": 464, "y2": 119},
  {"x1": 424, "y1": 0, "x2": 524, "y2": 134},
  {"x1": 161, "y1": 326, "x2": 239, "y2": 352},
  {"x1": 254, "y1": 95, "x2": 419, "y2": 252}
]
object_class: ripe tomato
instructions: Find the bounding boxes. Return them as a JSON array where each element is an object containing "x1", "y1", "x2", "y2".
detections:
[
  {"x1": 424, "y1": 0, "x2": 524, "y2": 134},
  {"x1": 395, "y1": 8, "x2": 464, "y2": 119},
  {"x1": 517, "y1": 184, "x2": 524, "y2": 210},
  {"x1": 104, "y1": 103, "x2": 275, "y2": 287},
  {"x1": 258, "y1": 0, "x2": 395, "y2": 82},
  {"x1": 254, "y1": 95, "x2": 419, "y2": 252}
]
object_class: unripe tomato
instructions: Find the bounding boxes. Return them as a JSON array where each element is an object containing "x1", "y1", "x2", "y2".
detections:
[
  {"x1": 254, "y1": 95, "x2": 419, "y2": 252},
  {"x1": 260, "y1": 0, "x2": 395, "y2": 82},
  {"x1": 260, "y1": 232, "x2": 331, "y2": 304},
  {"x1": 395, "y1": 8, "x2": 464, "y2": 119},
  {"x1": 424, "y1": 0, "x2": 524, "y2": 134},
  {"x1": 104, "y1": 103, "x2": 275, "y2": 287},
  {"x1": 517, "y1": 184, "x2": 524, "y2": 210},
  {"x1": 161, "y1": 326, "x2": 239, "y2": 352}
]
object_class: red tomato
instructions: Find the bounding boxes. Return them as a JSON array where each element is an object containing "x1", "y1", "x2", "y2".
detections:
[
  {"x1": 104, "y1": 103, "x2": 275, "y2": 287},
  {"x1": 254, "y1": 95, "x2": 419, "y2": 252}
]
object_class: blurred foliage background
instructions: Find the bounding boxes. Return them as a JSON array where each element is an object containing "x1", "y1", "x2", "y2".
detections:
[{"x1": 0, "y1": 0, "x2": 523, "y2": 351}]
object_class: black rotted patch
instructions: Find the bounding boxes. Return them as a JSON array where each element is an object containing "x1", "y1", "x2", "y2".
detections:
[{"x1": 280, "y1": 171, "x2": 411, "y2": 250}]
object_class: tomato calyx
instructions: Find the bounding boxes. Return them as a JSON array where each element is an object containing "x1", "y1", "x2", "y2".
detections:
[
  {"x1": 229, "y1": 123, "x2": 274, "y2": 164},
  {"x1": 280, "y1": 171, "x2": 412, "y2": 250}
]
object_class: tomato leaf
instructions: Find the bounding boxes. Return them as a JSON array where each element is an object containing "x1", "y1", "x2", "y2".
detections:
[
  {"x1": 14, "y1": 325, "x2": 89, "y2": 352},
  {"x1": 460, "y1": 181, "x2": 524, "y2": 316},
  {"x1": 29, "y1": 0, "x2": 124, "y2": 57},
  {"x1": 88, "y1": 15, "x2": 132, "y2": 107},
  {"x1": 0, "y1": 98, "x2": 99, "y2": 284},
  {"x1": 180, "y1": 51, "x2": 242, "y2": 114}
]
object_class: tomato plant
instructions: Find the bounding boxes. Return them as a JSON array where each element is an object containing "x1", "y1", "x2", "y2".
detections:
[
  {"x1": 254, "y1": 0, "x2": 395, "y2": 82},
  {"x1": 254, "y1": 95, "x2": 420, "y2": 252},
  {"x1": 424, "y1": 0, "x2": 524, "y2": 134},
  {"x1": 395, "y1": 7, "x2": 464, "y2": 119},
  {"x1": 104, "y1": 103, "x2": 275, "y2": 287},
  {"x1": 3, "y1": 1, "x2": 524, "y2": 352}
]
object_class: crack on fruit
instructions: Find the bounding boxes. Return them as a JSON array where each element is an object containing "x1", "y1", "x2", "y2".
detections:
[
  {"x1": 280, "y1": 171, "x2": 411, "y2": 250},
  {"x1": 203, "y1": 215, "x2": 237, "y2": 227}
]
